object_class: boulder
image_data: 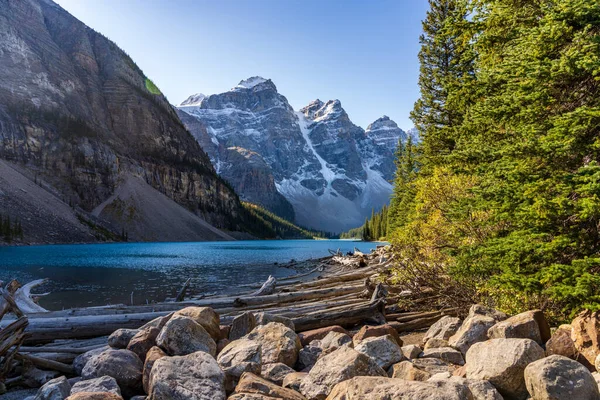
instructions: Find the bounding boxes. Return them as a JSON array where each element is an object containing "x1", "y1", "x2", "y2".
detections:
[
  {"x1": 71, "y1": 376, "x2": 121, "y2": 396},
  {"x1": 401, "y1": 344, "x2": 423, "y2": 359},
  {"x1": 469, "y1": 304, "x2": 507, "y2": 321},
  {"x1": 260, "y1": 363, "x2": 294, "y2": 386},
  {"x1": 230, "y1": 312, "x2": 257, "y2": 341},
  {"x1": 466, "y1": 338, "x2": 545, "y2": 399},
  {"x1": 428, "y1": 375, "x2": 503, "y2": 400},
  {"x1": 73, "y1": 346, "x2": 109, "y2": 375},
  {"x1": 127, "y1": 327, "x2": 160, "y2": 361},
  {"x1": 354, "y1": 334, "x2": 404, "y2": 370},
  {"x1": 220, "y1": 325, "x2": 231, "y2": 341},
  {"x1": 139, "y1": 313, "x2": 172, "y2": 331},
  {"x1": 353, "y1": 324, "x2": 402, "y2": 347},
  {"x1": 174, "y1": 306, "x2": 221, "y2": 341},
  {"x1": 412, "y1": 357, "x2": 456, "y2": 375},
  {"x1": 449, "y1": 315, "x2": 497, "y2": 356},
  {"x1": 424, "y1": 338, "x2": 449, "y2": 350},
  {"x1": 571, "y1": 310, "x2": 600, "y2": 368},
  {"x1": 233, "y1": 372, "x2": 306, "y2": 400},
  {"x1": 390, "y1": 361, "x2": 432, "y2": 381},
  {"x1": 254, "y1": 313, "x2": 295, "y2": 331},
  {"x1": 299, "y1": 346, "x2": 386, "y2": 399},
  {"x1": 319, "y1": 331, "x2": 353, "y2": 352},
  {"x1": 148, "y1": 351, "x2": 225, "y2": 400},
  {"x1": 282, "y1": 372, "x2": 307, "y2": 392},
  {"x1": 421, "y1": 347, "x2": 465, "y2": 365},
  {"x1": 297, "y1": 343, "x2": 322, "y2": 371},
  {"x1": 156, "y1": 314, "x2": 216, "y2": 357},
  {"x1": 66, "y1": 393, "x2": 122, "y2": 400},
  {"x1": 423, "y1": 316, "x2": 462, "y2": 345},
  {"x1": 298, "y1": 326, "x2": 349, "y2": 346},
  {"x1": 216, "y1": 338, "x2": 262, "y2": 393},
  {"x1": 142, "y1": 346, "x2": 166, "y2": 394},
  {"x1": 81, "y1": 349, "x2": 143, "y2": 398},
  {"x1": 326, "y1": 376, "x2": 474, "y2": 400},
  {"x1": 524, "y1": 355, "x2": 600, "y2": 400},
  {"x1": 488, "y1": 310, "x2": 550, "y2": 344},
  {"x1": 545, "y1": 325, "x2": 579, "y2": 359},
  {"x1": 107, "y1": 329, "x2": 139, "y2": 349},
  {"x1": 33, "y1": 376, "x2": 71, "y2": 400},
  {"x1": 217, "y1": 338, "x2": 230, "y2": 355},
  {"x1": 245, "y1": 323, "x2": 301, "y2": 367}
]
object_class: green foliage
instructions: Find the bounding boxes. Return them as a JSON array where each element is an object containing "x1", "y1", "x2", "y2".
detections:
[
  {"x1": 340, "y1": 205, "x2": 390, "y2": 241},
  {"x1": 390, "y1": 0, "x2": 600, "y2": 322}
]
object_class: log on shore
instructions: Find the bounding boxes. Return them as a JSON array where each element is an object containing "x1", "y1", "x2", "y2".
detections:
[{"x1": 292, "y1": 299, "x2": 387, "y2": 331}]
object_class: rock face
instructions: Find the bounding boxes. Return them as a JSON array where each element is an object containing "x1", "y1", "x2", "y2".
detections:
[
  {"x1": 299, "y1": 346, "x2": 386, "y2": 399},
  {"x1": 244, "y1": 323, "x2": 301, "y2": 367},
  {"x1": 466, "y1": 338, "x2": 545, "y2": 399},
  {"x1": 148, "y1": 351, "x2": 226, "y2": 400},
  {"x1": 0, "y1": 0, "x2": 249, "y2": 244},
  {"x1": 177, "y1": 79, "x2": 406, "y2": 232},
  {"x1": 524, "y1": 355, "x2": 600, "y2": 400},
  {"x1": 156, "y1": 314, "x2": 217, "y2": 357},
  {"x1": 80, "y1": 349, "x2": 143, "y2": 398}
]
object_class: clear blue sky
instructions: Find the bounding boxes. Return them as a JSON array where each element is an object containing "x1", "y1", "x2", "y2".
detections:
[{"x1": 54, "y1": 0, "x2": 428, "y2": 130}]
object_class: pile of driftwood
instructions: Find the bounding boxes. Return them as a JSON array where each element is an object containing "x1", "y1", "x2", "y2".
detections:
[{"x1": 0, "y1": 245, "x2": 455, "y2": 392}]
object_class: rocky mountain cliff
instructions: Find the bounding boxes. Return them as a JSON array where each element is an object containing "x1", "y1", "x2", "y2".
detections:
[
  {"x1": 177, "y1": 78, "x2": 406, "y2": 232},
  {"x1": 0, "y1": 0, "x2": 255, "y2": 243}
]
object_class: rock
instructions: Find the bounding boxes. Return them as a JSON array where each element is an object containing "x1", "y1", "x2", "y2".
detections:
[
  {"x1": 593, "y1": 372, "x2": 600, "y2": 387},
  {"x1": 33, "y1": 376, "x2": 71, "y2": 400},
  {"x1": 488, "y1": 310, "x2": 550, "y2": 344},
  {"x1": 466, "y1": 338, "x2": 545, "y2": 399},
  {"x1": 298, "y1": 326, "x2": 349, "y2": 346},
  {"x1": 413, "y1": 357, "x2": 456, "y2": 375},
  {"x1": 319, "y1": 331, "x2": 353, "y2": 352},
  {"x1": 546, "y1": 325, "x2": 579, "y2": 359},
  {"x1": 299, "y1": 346, "x2": 386, "y2": 399},
  {"x1": 260, "y1": 363, "x2": 294, "y2": 386},
  {"x1": 421, "y1": 347, "x2": 465, "y2": 365},
  {"x1": 139, "y1": 313, "x2": 173, "y2": 331},
  {"x1": 71, "y1": 376, "x2": 121, "y2": 396},
  {"x1": 174, "y1": 306, "x2": 221, "y2": 341},
  {"x1": 73, "y1": 346, "x2": 109, "y2": 375},
  {"x1": 354, "y1": 334, "x2": 404, "y2": 370},
  {"x1": 453, "y1": 365, "x2": 467, "y2": 378},
  {"x1": 156, "y1": 314, "x2": 216, "y2": 357},
  {"x1": 148, "y1": 351, "x2": 225, "y2": 400},
  {"x1": 297, "y1": 343, "x2": 322, "y2": 371},
  {"x1": 254, "y1": 313, "x2": 295, "y2": 331},
  {"x1": 572, "y1": 310, "x2": 600, "y2": 368},
  {"x1": 107, "y1": 329, "x2": 139, "y2": 349},
  {"x1": 216, "y1": 338, "x2": 262, "y2": 393},
  {"x1": 227, "y1": 394, "x2": 277, "y2": 400},
  {"x1": 596, "y1": 353, "x2": 600, "y2": 372},
  {"x1": 326, "y1": 376, "x2": 474, "y2": 400},
  {"x1": 217, "y1": 338, "x2": 230, "y2": 355},
  {"x1": 423, "y1": 316, "x2": 462, "y2": 345},
  {"x1": 130, "y1": 397, "x2": 146, "y2": 400},
  {"x1": 469, "y1": 304, "x2": 508, "y2": 321},
  {"x1": 390, "y1": 361, "x2": 432, "y2": 381},
  {"x1": 233, "y1": 372, "x2": 306, "y2": 400},
  {"x1": 524, "y1": 355, "x2": 600, "y2": 400},
  {"x1": 81, "y1": 349, "x2": 143, "y2": 398},
  {"x1": 127, "y1": 327, "x2": 160, "y2": 361},
  {"x1": 66, "y1": 393, "x2": 122, "y2": 400},
  {"x1": 428, "y1": 375, "x2": 503, "y2": 400},
  {"x1": 401, "y1": 344, "x2": 423, "y2": 359},
  {"x1": 353, "y1": 324, "x2": 403, "y2": 347},
  {"x1": 245, "y1": 323, "x2": 301, "y2": 367},
  {"x1": 449, "y1": 315, "x2": 497, "y2": 356},
  {"x1": 220, "y1": 325, "x2": 231, "y2": 341},
  {"x1": 424, "y1": 338, "x2": 450, "y2": 350},
  {"x1": 230, "y1": 312, "x2": 257, "y2": 341},
  {"x1": 142, "y1": 346, "x2": 166, "y2": 394},
  {"x1": 282, "y1": 372, "x2": 307, "y2": 392}
]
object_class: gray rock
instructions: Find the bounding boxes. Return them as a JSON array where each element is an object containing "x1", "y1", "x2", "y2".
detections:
[
  {"x1": 148, "y1": 351, "x2": 226, "y2": 400},
  {"x1": 401, "y1": 344, "x2": 423, "y2": 359},
  {"x1": 33, "y1": 376, "x2": 71, "y2": 400},
  {"x1": 71, "y1": 376, "x2": 121, "y2": 396},
  {"x1": 525, "y1": 355, "x2": 600, "y2": 400},
  {"x1": 428, "y1": 375, "x2": 503, "y2": 400},
  {"x1": 421, "y1": 347, "x2": 465, "y2": 365},
  {"x1": 424, "y1": 338, "x2": 450, "y2": 350},
  {"x1": 254, "y1": 312, "x2": 295, "y2": 331},
  {"x1": 81, "y1": 349, "x2": 143, "y2": 398},
  {"x1": 390, "y1": 361, "x2": 432, "y2": 381},
  {"x1": 299, "y1": 346, "x2": 386, "y2": 399},
  {"x1": 230, "y1": 312, "x2": 257, "y2": 341},
  {"x1": 282, "y1": 372, "x2": 308, "y2": 392},
  {"x1": 412, "y1": 357, "x2": 455, "y2": 375},
  {"x1": 73, "y1": 346, "x2": 109, "y2": 375},
  {"x1": 156, "y1": 314, "x2": 216, "y2": 357},
  {"x1": 423, "y1": 316, "x2": 462, "y2": 345},
  {"x1": 244, "y1": 322, "x2": 301, "y2": 367},
  {"x1": 466, "y1": 338, "x2": 545, "y2": 400},
  {"x1": 354, "y1": 334, "x2": 404, "y2": 370},
  {"x1": 488, "y1": 310, "x2": 550, "y2": 345},
  {"x1": 107, "y1": 329, "x2": 139, "y2": 349},
  {"x1": 260, "y1": 362, "x2": 294, "y2": 386},
  {"x1": 449, "y1": 315, "x2": 497, "y2": 356},
  {"x1": 216, "y1": 338, "x2": 262, "y2": 393},
  {"x1": 173, "y1": 306, "x2": 221, "y2": 341},
  {"x1": 469, "y1": 305, "x2": 508, "y2": 321},
  {"x1": 232, "y1": 372, "x2": 306, "y2": 400}
]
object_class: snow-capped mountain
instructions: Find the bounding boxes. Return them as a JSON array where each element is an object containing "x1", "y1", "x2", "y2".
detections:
[{"x1": 176, "y1": 77, "x2": 406, "y2": 232}]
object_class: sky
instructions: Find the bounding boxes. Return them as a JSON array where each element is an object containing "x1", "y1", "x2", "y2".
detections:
[{"x1": 54, "y1": 0, "x2": 428, "y2": 130}]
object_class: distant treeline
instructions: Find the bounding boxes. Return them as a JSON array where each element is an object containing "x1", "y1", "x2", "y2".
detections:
[
  {"x1": 340, "y1": 205, "x2": 389, "y2": 242},
  {"x1": 0, "y1": 213, "x2": 24, "y2": 243}
]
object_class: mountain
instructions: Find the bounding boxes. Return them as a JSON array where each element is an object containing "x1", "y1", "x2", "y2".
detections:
[
  {"x1": 0, "y1": 0, "x2": 263, "y2": 243},
  {"x1": 177, "y1": 77, "x2": 406, "y2": 232}
]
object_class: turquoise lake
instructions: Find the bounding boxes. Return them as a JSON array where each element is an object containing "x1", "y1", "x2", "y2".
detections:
[{"x1": 0, "y1": 240, "x2": 383, "y2": 310}]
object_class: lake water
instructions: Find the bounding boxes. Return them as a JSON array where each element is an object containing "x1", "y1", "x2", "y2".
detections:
[{"x1": 0, "y1": 240, "x2": 383, "y2": 310}]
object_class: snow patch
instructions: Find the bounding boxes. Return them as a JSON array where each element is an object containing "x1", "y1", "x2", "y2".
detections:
[
  {"x1": 234, "y1": 76, "x2": 268, "y2": 90},
  {"x1": 296, "y1": 111, "x2": 336, "y2": 184},
  {"x1": 179, "y1": 93, "x2": 206, "y2": 107}
]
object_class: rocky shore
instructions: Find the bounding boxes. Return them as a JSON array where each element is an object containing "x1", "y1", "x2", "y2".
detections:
[{"x1": 3, "y1": 249, "x2": 600, "y2": 399}]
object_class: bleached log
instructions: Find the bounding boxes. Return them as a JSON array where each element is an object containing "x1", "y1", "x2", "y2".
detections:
[
  {"x1": 250, "y1": 275, "x2": 276, "y2": 296},
  {"x1": 14, "y1": 279, "x2": 50, "y2": 314},
  {"x1": 233, "y1": 285, "x2": 362, "y2": 307},
  {"x1": 15, "y1": 353, "x2": 74, "y2": 375},
  {"x1": 292, "y1": 299, "x2": 387, "y2": 331}
]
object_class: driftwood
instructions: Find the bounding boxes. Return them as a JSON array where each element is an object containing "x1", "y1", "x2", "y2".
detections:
[
  {"x1": 250, "y1": 275, "x2": 276, "y2": 296},
  {"x1": 292, "y1": 299, "x2": 387, "y2": 331},
  {"x1": 14, "y1": 280, "x2": 50, "y2": 314},
  {"x1": 175, "y1": 278, "x2": 191, "y2": 302}
]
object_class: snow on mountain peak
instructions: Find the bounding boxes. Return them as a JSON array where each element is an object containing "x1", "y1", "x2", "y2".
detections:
[
  {"x1": 366, "y1": 115, "x2": 400, "y2": 132},
  {"x1": 234, "y1": 76, "x2": 270, "y2": 90},
  {"x1": 179, "y1": 93, "x2": 206, "y2": 107}
]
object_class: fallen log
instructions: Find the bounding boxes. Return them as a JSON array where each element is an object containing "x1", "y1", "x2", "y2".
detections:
[
  {"x1": 14, "y1": 280, "x2": 50, "y2": 314},
  {"x1": 233, "y1": 285, "x2": 362, "y2": 307},
  {"x1": 387, "y1": 314, "x2": 445, "y2": 333},
  {"x1": 174, "y1": 278, "x2": 191, "y2": 302},
  {"x1": 250, "y1": 275, "x2": 276, "y2": 296},
  {"x1": 292, "y1": 299, "x2": 387, "y2": 331},
  {"x1": 15, "y1": 353, "x2": 74, "y2": 375}
]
